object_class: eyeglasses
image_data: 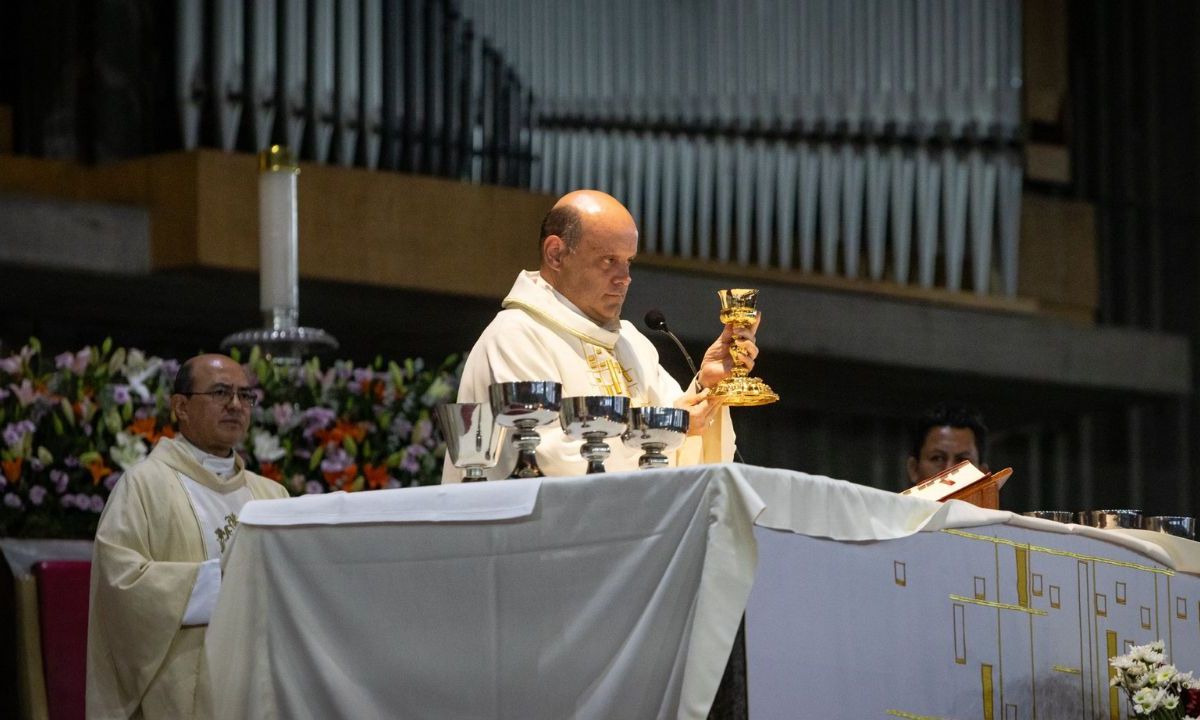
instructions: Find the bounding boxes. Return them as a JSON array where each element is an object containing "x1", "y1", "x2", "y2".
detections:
[{"x1": 183, "y1": 386, "x2": 260, "y2": 407}]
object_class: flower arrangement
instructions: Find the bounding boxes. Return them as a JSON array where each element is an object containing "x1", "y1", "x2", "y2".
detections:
[
  {"x1": 1110, "y1": 640, "x2": 1200, "y2": 719},
  {"x1": 0, "y1": 339, "x2": 460, "y2": 539}
]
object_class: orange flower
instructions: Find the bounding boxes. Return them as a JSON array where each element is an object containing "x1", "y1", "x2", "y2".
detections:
[
  {"x1": 322, "y1": 463, "x2": 359, "y2": 491},
  {"x1": 1, "y1": 458, "x2": 22, "y2": 485},
  {"x1": 259, "y1": 462, "x2": 283, "y2": 482},
  {"x1": 86, "y1": 458, "x2": 115, "y2": 486},
  {"x1": 127, "y1": 417, "x2": 175, "y2": 444},
  {"x1": 315, "y1": 421, "x2": 368, "y2": 448},
  {"x1": 128, "y1": 417, "x2": 157, "y2": 440},
  {"x1": 363, "y1": 463, "x2": 389, "y2": 490}
]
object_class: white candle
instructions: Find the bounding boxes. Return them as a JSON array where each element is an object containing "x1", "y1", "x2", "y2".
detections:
[{"x1": 258, "y1": 146, "x2": 299, "y2": 328}]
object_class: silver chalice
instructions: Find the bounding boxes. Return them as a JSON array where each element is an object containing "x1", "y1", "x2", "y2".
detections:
[
  {"x1": 434, "y1": 402, "x2": 507, "y2": 482},
  {"x1": 489, "y1": 381, "x2": 562, "y2": 479},
  {"x1": 623, "y1": 406, "x2": 690, "y2": 469},
  {"x1": 560, "y1": 396, "x2": 631, "y2": 474}
]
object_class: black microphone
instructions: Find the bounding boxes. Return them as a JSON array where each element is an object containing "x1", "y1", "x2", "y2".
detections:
[{"x1": 644, "y1": 309, "x2": 702, "y2": 393}]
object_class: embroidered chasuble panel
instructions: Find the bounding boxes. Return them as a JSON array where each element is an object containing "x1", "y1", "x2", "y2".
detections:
[{"x1": 582, "y1": 341, "x2": 639, "y2": 399}]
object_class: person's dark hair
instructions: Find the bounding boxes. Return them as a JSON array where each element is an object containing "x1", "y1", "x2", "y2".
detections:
[
  {"x1": 172, "y1": 357, "x2": 198, "y2": 396},
  {"x1": 909, "y1": 402, "x2": 988, "y2": 462},
  {"x1": 538, "y1": 205, "x2": 583, "y2": 255}
]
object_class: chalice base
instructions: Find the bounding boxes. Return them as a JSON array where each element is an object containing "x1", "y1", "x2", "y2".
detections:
[
  {"x1": 710, "y1": 374, "x2": 779, "y2": 407},
  {"x1": 508, "y1": 448, "x2": 545, "y2": 479}
]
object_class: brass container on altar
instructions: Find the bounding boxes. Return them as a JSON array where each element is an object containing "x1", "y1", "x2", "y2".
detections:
[{"x1": 709, "y1": 288, "x2": 779, "y2": 407}]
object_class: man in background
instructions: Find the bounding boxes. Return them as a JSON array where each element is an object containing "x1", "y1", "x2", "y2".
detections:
[
  {"x1": 87, "y1": 353, "x2": 288, "y2": 719},
  {"x1": 906, "y1": 402, "x2": 989, "y2": 485}
]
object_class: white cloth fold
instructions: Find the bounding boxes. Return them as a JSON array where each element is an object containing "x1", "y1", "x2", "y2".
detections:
[
  {"x1": 237, "y1": 478, "x2": 544, "y2": 526},
  {"x1": 207, "y1": 464, "x2": 764, "y2": 720}
]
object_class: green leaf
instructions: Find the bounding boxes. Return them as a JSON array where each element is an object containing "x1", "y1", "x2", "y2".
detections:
[
  {"x1": 349, "y1": 475, "x2": 365, "y2": 492},
  {"x1": 52, "y1": 414, "x2": 64, "y2": 435},
  {"x1": 107, "y1": 347, "x2": 126, "y2": 375},
  {"x1": 229, "y1": 347, "x2": 242, "y2": 362},
  {"x1": 29, "y1": 337, "x2": 42, "y2": 354},
  {"x1": 101, "y1": 337, "x2": 113, "y2": 355},
  {"x1": 385, "y1": 451, "x2": 404, "y2": 468},
  {"x1": 249, "y1": 345, "x2": 262, "y2": 366},
  {"x1": 105, "y1": 408, "x2": 122, "y2": 435},
  {"x1": 60, "y1": 398, "x2": 76, "y2": 427},
  {"x1": 308, "y1": 446, "x2": 325, "y2": 471},
  {"x1": 362, "y1": 440, "x2": 373, "y2": 458},
  {"x1": 121, "y1": 400, "x2": 133, "y2": 421},
  {"x1": 343, "y1": 436, "x2": 358, "y2": 456},
  {"x1": 37, "y1": 446, "x2": 53, "y2": 465},
  {"x1": 79, "y1": 451, "x2": 102, "y2": 465}
]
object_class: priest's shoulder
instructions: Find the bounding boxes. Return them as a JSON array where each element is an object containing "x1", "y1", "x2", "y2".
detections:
[{"x1": 480, "y1": 307, "x2": 545, "y2": 337}]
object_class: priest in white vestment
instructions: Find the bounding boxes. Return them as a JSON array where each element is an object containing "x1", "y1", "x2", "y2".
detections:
[
  {"x1": 445, "y1": 189, "x2": 759, "y2": 481},
  {"x1": 86, "y1": 354, "x2": 289, "y2": 719}
]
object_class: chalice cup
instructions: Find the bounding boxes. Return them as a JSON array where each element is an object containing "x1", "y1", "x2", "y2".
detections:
[
  {"x1": 560, "y1": 396, "x2": 631, "y2": 474},
  {"x1": 622, "y1": 407, "x2": 690, "y2": 469},
  {"x1": 489, "y1": 381, "x2": 562, "y2": 479},
  {"x1": 710, "y1": 288, "x2": 779, "y2": 406},
  {"x1": 434, "y1": 402, "x2": 508, "y2": 482}
]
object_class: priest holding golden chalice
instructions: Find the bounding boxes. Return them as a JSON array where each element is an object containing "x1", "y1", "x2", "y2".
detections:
[{"x1": 443, "y1": 189, "x2": 767, "y2": 481}]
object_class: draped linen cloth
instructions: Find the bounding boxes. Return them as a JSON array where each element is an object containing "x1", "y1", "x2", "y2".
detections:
[
  {"x1": 86, "y1": 437, "x2": 288, "y2": 720},
  {"x1": 206, "y1": 464, "x2": 765, "y2": 720},
  {"x1": 444, "y1": 270, "x2": 734, "y2": 482}
]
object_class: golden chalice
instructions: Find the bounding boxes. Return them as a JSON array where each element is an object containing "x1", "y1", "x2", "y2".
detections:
[{"x1": 709, "y1": 289, "x2": 779, "y2": 407}]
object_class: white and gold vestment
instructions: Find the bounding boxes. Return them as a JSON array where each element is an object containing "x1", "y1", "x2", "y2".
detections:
[
  {"x1": 86, "y1": 436, "x2": 288, "y2": 720},
  {"x1": 445, "y1": 270, "x2": 734, "y2": 481}
]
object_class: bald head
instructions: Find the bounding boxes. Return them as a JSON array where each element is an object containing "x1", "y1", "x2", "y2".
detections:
[
  {"x1": 539, "y1": 189, "x2": 639, "y2": 327},
  {"x1": 538, "y1": 190, "x2": 637, "y2": 256}
]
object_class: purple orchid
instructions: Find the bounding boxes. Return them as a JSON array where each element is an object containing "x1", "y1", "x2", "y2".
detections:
[
  {"x1": 50, "y1": 469, "x2": 69, "y2": 494},
  {"x1": 29, "y1": 486, "x2": 46, "y2": 506},
  {"x1": 112, "y1": 384, "x2": 132, "y2": 404}
]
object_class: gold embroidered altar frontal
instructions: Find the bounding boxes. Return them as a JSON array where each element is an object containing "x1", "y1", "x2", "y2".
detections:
[{"x1": 746, "y1": 518, "x2": 1200, "y2": 720}]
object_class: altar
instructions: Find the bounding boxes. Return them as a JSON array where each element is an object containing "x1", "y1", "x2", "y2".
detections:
[{"x1": 204, "y1": 464, "x2": 1200, "y2": 719}]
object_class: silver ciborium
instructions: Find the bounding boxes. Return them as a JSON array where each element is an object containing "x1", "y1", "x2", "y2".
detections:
[
  {"x1": 623, "y1": 407, "x2": 690, "y2": 469},
  {"x1": 560, "y1": 396, "x2": 631, "y2": 474},
  {"x1": 434, "y1": 402, "x2": 508, "y2": 482},
  {"x1": 489, "y1": 381, "x2": 562, "y2": 479}
]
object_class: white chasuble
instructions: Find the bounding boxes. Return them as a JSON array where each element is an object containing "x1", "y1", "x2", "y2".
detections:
[
  {"x1": 446, "y1": 270, "x2": 735, "y2": 482},
  {"x1": 86, "y1": 436, "x2": 289, "y2": 720}
]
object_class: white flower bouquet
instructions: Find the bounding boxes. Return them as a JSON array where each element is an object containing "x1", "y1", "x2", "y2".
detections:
[{"x1": 1110, "y1": 641, "x2": 1200, "y2": 719}]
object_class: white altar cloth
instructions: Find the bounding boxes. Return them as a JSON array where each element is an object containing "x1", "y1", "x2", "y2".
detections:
[
  {"x1": 207, "y1": 464, "x2": 765, "y2": 720},
  {"x1": 743, "y1": 476, "x2": 1200, "y2": 720}
]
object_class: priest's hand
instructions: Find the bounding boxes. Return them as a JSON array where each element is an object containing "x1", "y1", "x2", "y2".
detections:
[
  {"x1": 696, "y1": 314, "x2": 761, "y2": 390},
  {"x1": 675, "y1": 386, "x2": 722, "y2": 436}
]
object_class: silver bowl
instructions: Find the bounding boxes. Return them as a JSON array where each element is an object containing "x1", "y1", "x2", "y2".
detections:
[
  {"x1": 1080, "y1": 509, "x2": 1143, "y2": 530},
  {"x1": 560, "y1": 396, "x2": 631, "y2": 474},
  {"x1": 1144, "y1": 516, "x2": 1196, "y2": 540},
  {"x1": 489, "y1": 381, "x2": 562, "y2": 479},
  {"x1": 434, "y1": 403, "x2": 507, "y2": 482},
  {"x1": 1022, "y1": 510, "x2": 1074, "y2": 523},
  {"x1": 622, "y1": 407, "x2": 689, "y2": 469}
]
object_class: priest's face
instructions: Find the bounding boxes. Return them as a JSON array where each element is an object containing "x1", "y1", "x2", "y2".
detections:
[
  {"x1": 172, "y1": 355, "x2": 255, "y2": 457},
  {"x1": 552, "y1": 214, "x2": 639, "y2": 327}
]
